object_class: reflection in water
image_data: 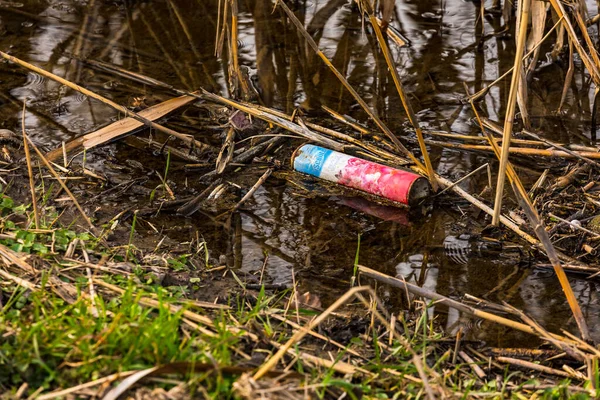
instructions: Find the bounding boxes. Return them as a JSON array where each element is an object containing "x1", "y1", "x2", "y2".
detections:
[{"x1": 1, "y1": 0, "x2": 600, "y2": 345}]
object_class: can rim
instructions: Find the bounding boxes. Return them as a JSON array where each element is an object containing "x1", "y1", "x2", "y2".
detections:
[
  {"x1": 290, "y1": 143, "x2": 309, "y2": 169},
  {"x1": 405, "y1": 176, "x2": 431, "y2": 206}
]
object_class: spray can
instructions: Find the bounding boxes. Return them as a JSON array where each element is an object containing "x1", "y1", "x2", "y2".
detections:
[{"x1": 292, "y1": 144, "x2": 430, "y2": 206}]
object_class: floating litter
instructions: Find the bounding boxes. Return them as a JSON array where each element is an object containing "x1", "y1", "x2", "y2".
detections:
[{"x1": 292, "y1": 144, "x2": 430, "y2": 206}]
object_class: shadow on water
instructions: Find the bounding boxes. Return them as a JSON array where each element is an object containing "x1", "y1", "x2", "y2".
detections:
[{"x1": 1, "y1": 0, "x2": 600, "y2": 346}]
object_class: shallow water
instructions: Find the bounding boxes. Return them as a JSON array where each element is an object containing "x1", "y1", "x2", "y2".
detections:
[{"x1": 1, "y1": 0, "x2": 600, "y2": 346}]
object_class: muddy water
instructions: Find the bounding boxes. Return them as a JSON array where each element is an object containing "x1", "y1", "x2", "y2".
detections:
[{"x1": 1, "y1": 0, "x2": 600, "y2": 346}]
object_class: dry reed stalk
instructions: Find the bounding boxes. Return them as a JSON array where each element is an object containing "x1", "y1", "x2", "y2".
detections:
[
  {"x1": 200, "y1": 91, "x2": 345, "y2": 151},
  {"x1": 216, "y1": 126, "x2": 236, "y2": 174},
  {"x1": 21, "y1": 102, "x2": 39, "y2": 229},
  {"x1": 215, "y1": 0, "x2": 230, "y2": 57},
  {"x1": 252, "y1": 104, "x2": 407, "y2": 162},
  {"x1": 229, "y1": 168, "x2": 273, "y2": 213},
  {"x1": 23, "y1": 133, "x2": 95, "y2": 231},
  {"x1": 301, "y1": 119, "x2": 409, "y2": 163},
  {"x1": 427, "y1": 130, "x2": 543, "y2": 146},
  {"x1": 0, "y1": 52, "x2": 205, "y2": 150},
  {"x1": 519, "y1": 130, "x2": 600, "y2": 168},
  {"x1": 425, "y1": 140, "x2": 600, "y2": 160},
  {"x1": 574, "y1": 5, "x2": 600, "y2": 69},
  {"x1": 0, "y1": 268, "x2": 38, "y2": 291},
  {"x1": 252, "y1": 286, "x2": 377, "y2": 379},
  {"x1": 274, "y1": 0, "x2": 425, "y2": 170},
  {"x1": 559, "y1": 36, "x2": 574, "y2": 112},
  {"x1": 515, "y1": 0, "x2": 531, "y2": 129},
  {"x1": 375, "y1": 17, "x2": 406, "y2": 47},
  {"x1": 357, "y1": 266, "x2": 583, "y2": 349},
  {"x1": 469, "y1": 16, "x2": 563, "y2": 102},
  {"x1": 458, "y1": 351, "x2": 486, "y2": 380},
  {"x1": 496, "y1": 357, "x2": 575, "y2": 378},
  {"x1": 492, "y1": 0, "x2": 531, "y2": 226},
  {"x1": 548, "y1": 0, "x2": 600, "y2": 85},
  {"x1": 526, "y1": 0, "x2": 548, "y2": 78},
  {"x1": 229, "y1": 0, "x2": 250, "y2": 99},
  {"x1": 268, "y1": 340, "x2": 359, "y2": 375},
  {"x1": 45, "y1": 92, "x2": 206, "y2": 161},
  {"x1": 36, "y1": 371, "x2": 138, "y2": 400},
  {"x1": 469, "y1": 100, "x2": 591, "y2": 341},
  {"x1": 479, "y1": 118, "x2": 600, "y2": 153},
  {"x1": 361, "y1": 0, "x2": 437, "y2": 190},
  {"x1": 321, "y1": 105, "x2": 368, "y2": 135}
]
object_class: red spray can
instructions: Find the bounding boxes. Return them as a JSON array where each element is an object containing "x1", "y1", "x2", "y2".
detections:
[{"x1": 292, "y1": 144, "x2": 430, "y2": 206}]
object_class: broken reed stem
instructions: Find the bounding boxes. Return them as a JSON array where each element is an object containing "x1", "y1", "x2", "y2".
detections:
[
  {"x1": 254, "y1": 285, "x2": 439, "y2": 396},
  {"x1": 82, "y1": 58, "x2": 410, "y2": 165},
  {"x1": 363, "y1": 2, "x2": 438, "y2": 190},
  {"x1": 24, "y1": 134, "x2": 95, "y2": 230},
  {"x1": 254, "y1": 286, "x2": 378, "y2": 380},
  {"x1": 496, "y1": 357, "x2": 574, "y2": 379},
  {"x1": 0, "y1": 51, "x2": 205, "y2": 151},
  {"x1": 573, "y1": 4, "x2": 600, "y2": 76},
  {"x1": 435, "y1": 172, "x2": 579, "y2": 265},
  {"x1": 21, "y1": 102, "x2": 39, "y2": 229},
  {"x1": 492, "y1": 0, "x2": 531, "y2": 226},
  {"x1": 274, "y1": 0, "x2": 425, "y2": 170},
  {"x1": 229, "y1": 0, "x2": 250, "y2": 99},
  {"x1": 469, "y1": 99, "x2": 591, "y2": 341},
  {"x1": 357, "y1": 266, "x2": 581, "y2": 347},
  {"x1": 425, "y1": 139, "x2": 600, "y2": 160},
  {"x1": 547, "y1": 0, "x2": 600, "y2": 85},
  {"x1": 230, "y1": 168, "x2": 273, "y2": 213},
  {"x1": 469, "y1": 16, "x2": 563, "y2": 102}
]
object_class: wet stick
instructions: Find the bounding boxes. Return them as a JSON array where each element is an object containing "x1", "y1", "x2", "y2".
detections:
[
  {"x1": 21, "y1": 102, "x2": 39, "y2": 229},
  {"x1": 274, "y1": 0, "x2": 425, "y2": 170},
  {"x1": 361, "y1": 1, "x2": 437, "y2": 190},
  {"x1": 492, "y1": 0, "x2": 531, "y2": 226},
  {"x1": 0, "y1": 52, "x2": 206, "y2": 151},
  {"x1": 228, "y1": 168, "x2": 273, "y2": 214}
]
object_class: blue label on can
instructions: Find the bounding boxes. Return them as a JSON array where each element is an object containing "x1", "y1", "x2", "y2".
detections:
[{"x1": 293, "y1": 144, "x2": 333, "y2": 178}]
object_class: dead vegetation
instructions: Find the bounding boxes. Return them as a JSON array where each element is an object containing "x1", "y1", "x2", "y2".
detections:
[{"x1": 3, "y1": 0, "x2": 600, "y2": 398}]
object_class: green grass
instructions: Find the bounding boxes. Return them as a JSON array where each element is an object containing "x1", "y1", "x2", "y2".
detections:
[
  {"x1": 2, "y1": 284, "x2": 201, "y2": 388},
  {"x1": 0, "y1": 192, "x2": 596, "y2": 399}
]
